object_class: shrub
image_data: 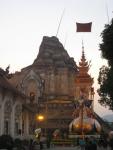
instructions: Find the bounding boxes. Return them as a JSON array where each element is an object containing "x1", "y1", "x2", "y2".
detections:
[{"x1": 0, "y1": 134, "x2": 13, "y2": 150}]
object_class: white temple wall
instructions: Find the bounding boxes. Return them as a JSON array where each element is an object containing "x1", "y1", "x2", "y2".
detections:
[{"x1": 0, "y1": 90, "x2": 26, "y2": 139}]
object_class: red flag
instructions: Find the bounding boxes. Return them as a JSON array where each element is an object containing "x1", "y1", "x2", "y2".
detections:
[{"x1": 76, "y1": 22, "x2": 92, "y2": 32}]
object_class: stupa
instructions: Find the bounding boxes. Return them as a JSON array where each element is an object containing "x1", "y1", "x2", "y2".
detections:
[{"x1": 69, "y1": 43, "x2": 101, "y2": 137}]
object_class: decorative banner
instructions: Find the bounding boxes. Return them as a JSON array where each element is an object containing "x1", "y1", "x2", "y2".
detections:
[{"x1": 76, "y1": 22, "x2": 92, "y2": 32}]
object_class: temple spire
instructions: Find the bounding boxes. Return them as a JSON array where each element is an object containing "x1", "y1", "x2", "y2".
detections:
[
  {"x1": 75, "y1": 42, "x2": 94, "y2": 100},
  {"x1": 81, "y1": 40, "x2": 86, "y2": 61},
  {"x1": 82, "y1": 39, "x2": 84, "y2": 52}
]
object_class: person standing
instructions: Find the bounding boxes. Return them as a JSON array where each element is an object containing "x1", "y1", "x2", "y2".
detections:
[
  {"x1": 109, "y1": 138, "x2": 113, "y2": 150},
  {"x1": 90, "y1": 137, "x2": 97, "y2": 150},
  {"x1": 79, "y1": 138, "x2": 85, "y2": 150},
  {"x1": 46, "y1": 135, "x2": 51, "y2": 149},
  {"x1": 85, "y1": 138, "x2": 91, "y2": 150},
  {"x1": 39, "y1": 136, "x2": 44, "y2": 150}
]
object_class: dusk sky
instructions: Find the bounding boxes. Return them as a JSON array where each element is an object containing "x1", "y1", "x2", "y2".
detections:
[{"x1": 0, "y1": 0, "x2": 113, "y2": 117}]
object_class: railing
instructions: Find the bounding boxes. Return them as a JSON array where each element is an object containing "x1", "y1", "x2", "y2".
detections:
[
  {"x1": 51, "y1": 139, "x2": 74, "y2": 146},
  {"x1": 94, "y1": 112, "x2": 113, "y2": 132}
]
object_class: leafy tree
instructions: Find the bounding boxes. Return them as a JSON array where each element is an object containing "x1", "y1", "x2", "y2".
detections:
[
  {"x1": 100, "y1": 19, "x2": 113, "y2": 66},
  {"x1": 98, "y1": 19, "x2": 113, "y2": 110}
]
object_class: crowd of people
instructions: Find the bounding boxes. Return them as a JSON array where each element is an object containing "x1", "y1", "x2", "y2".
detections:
[
  {"x1": 78, "y1": 136, "x2": 113, "y2": 150},
  {"x1": 29, "y1": 132, "x2": 113, "y2": 150}
]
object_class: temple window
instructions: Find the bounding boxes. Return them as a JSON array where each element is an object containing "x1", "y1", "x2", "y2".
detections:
[
  {"x1": 4, "y1": 100, "x2": 12, "y2": 135},
  {"x1": 14, "y1": 105, "x2": 22, "y2": 136}
]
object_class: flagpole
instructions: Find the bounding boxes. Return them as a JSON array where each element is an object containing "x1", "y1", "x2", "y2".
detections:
[
  {"x1": 56, "y1": 9, "x2": 65, "y2": 37},
  {"x1": 64, "y1": 32, "x2": 68, "y2": 48}
]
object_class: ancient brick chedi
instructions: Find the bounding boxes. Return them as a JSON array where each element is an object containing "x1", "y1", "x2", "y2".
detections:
[
  {"x1": 9, "y1": 36, "x2": 78, "y2": 134},
  {"x1": 11, "y1": 36, "x2": 77, "y2": 99}
]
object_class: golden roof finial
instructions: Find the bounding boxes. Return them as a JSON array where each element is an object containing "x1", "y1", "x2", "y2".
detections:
[{"x1": 79, "y1": 40, "x2": 89, "y2": 70}]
